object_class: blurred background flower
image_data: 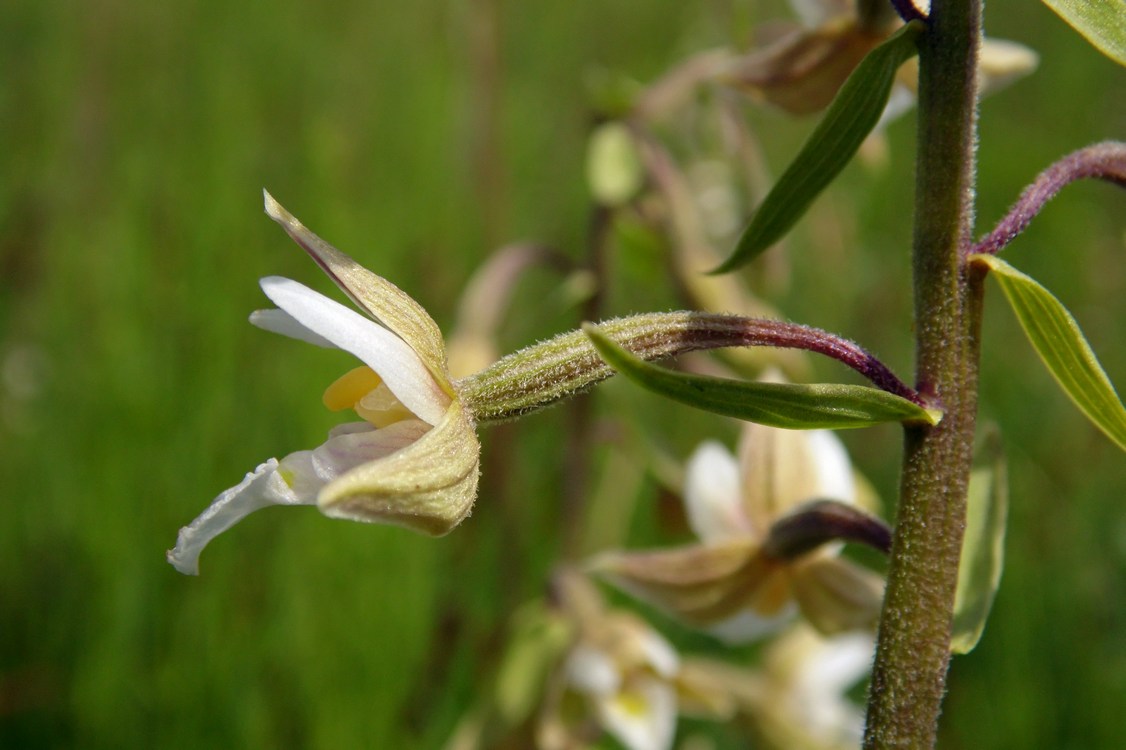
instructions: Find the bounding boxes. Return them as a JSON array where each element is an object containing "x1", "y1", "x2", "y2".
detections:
[{"x1": 593, "y1": 411, "x2": 885, "y2": 644}]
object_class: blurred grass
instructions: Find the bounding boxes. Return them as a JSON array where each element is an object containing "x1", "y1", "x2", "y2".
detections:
[{"x1": 1, "y1": 0, "x2": 1123, "y2": 747}]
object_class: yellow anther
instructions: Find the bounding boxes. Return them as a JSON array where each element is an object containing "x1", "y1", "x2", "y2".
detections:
[
  {"x1": 323, "y1": 366, "x2": 382, "y2": 412},
  {"x1": 613, "y1": 689, "x2": 651, "y2": 717}
]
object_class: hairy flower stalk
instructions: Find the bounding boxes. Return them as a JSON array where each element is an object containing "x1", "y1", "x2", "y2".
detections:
[
  {"x1": 971, "y1": 140, "x2": 1126, "y2": 257},
  {"x1": 458, "y1": 314, "x2": 924, "y2": 424}
]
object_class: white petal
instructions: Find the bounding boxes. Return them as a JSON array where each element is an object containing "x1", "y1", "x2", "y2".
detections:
[
  {"x1": 597, "y1": 677, "x2": 677, "y2": 750},
  {"x1": 807, "y1": 430, "x2": 856, "y2": 504},
  {"x1": 683, "y1": 441, "x2": 749, "y2": 544},
  {"x1": 249, "y1": 308, "x2": 336, "y2": 348},
  {"x1": 979, "y1": 38, "x2": 1039, "y2": 95},
  {"x1": 166, "y1": 458, "x2": 311, "y2": 575},
  {"x1": 166, "y1": 421, "x2": 434, "y2": 576},
  {"x1": 311, "y1": 419, "x2": 430, "y2": 480},
  {"x1": 327, "y1": 420, "x2": 378, "y2": 438},
  {"x1": 565, "y1": 645, "x2": 621, "y2": 697},
  {"x1": 788, "y1": 631, "x2": 874, "y2": 745},
  {"x1": 259, "y1": 277, "x2": 450, "y2": 425},
  {"x1": 635, "y1": 629, "x2": 679, "y2": 679},
  {"x1": 706, "y1": 602, "x2": 797, "y2": 645},
  {"x1": 796, "y1": 631, "x2": 874, "y2": 697}
]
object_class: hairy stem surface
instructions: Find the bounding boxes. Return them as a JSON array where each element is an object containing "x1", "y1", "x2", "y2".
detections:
[{"x1": 863, "y1": 1, "x2": 983, "y2": 747}]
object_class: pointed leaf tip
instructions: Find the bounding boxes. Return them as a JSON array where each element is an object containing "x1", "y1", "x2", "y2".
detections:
[
  {"x1": 1042, "y1": 0, "x2": 1126, "y2": 67},
  {"x1": 712, "y1": 21, "x2": 923, "y2": 273},
  {"x1": 951, "y1": 434, "x2": 1008, "y2": 654},
  {"x1": 584, "y1": 323, "x2": 937, "y2": 429},
  {"x1": 973, "y1": 254, "x2": 1126, "y2": 452}
]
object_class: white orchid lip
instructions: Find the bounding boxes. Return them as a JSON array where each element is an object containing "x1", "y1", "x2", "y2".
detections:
[
  {"x1": 166, "y1": 458, "x2": 301, "y2": 575},
  {"x1": 257, "y1": 276, "x2": 450, "y2": 426}
]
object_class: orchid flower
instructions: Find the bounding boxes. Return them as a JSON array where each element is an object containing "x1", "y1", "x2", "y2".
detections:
[
  {"x1": 725, "y1": 0, "x2": 1037, "y2": 122},
  {"x1": 752, "y1": 624, "x2": 875, "y2": 750},
  {"x1": 593, "y1": 389, "x2": 886, "y2": 644},
  {"x1": 167, "y1": 192, "x2": 479, "y2": 575},
  {"x1": 675, "y1": 624, "x2": 874, "y2": 750},
  {"x1": 538, "y1": 572, "x2": 682, "y2": 750}
]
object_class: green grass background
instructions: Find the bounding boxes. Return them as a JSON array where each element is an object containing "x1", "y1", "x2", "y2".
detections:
[{"x1": 2, "y1": 0, "x2": 1124, "y2": 747}]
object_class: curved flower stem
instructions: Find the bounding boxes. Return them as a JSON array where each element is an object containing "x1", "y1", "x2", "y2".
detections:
[
  {"x1": 970, "y1": 141, "x2": 1126, "y2": 256},
  {"x1": 457, "y1": 311, "x2": 925, "y2": 424},
  {"x1": 764, "y1": 499, "x2": 893, "y2": 558},
  {"x1": 889, "y1": 0, "x2": 929, "y2": 25},
  {"x1": 864, "y1": 1, "x2": 982, "y2": 747}
]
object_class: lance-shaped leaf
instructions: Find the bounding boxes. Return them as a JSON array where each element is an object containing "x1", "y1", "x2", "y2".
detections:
[
  {"x1": 584, "y1": 324, "x2": 938, "y2": 429},
  {"x1": 714, "y1": 20, "x2": 923, "y2": 273},
  {"x1": 1042, "y1": 0, "x2": 1126, "y2": 67},
  {"x1": 972, "y1": 254, "x2": 1126, "y2": 451},
  {"x1": 951, "y1": 434, "x2": 1008, "y2": 654}
]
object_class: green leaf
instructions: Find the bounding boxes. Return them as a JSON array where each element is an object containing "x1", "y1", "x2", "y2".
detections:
[
  {"x1": 952, "y1": 432, "x2": 1008, "y2": 655},
  {"x1": 714, "y1": 21, "x2": 923, "y2": 273},
  {"x1": 973, "y1": 254, "x2": 1126, "y2": 451},
  {"x1": 1043, "y1": 0, "x2": 1126, "y2": 67},
  {"x1": 584, "y1": 324, "x2": 939, "y2": 429}
]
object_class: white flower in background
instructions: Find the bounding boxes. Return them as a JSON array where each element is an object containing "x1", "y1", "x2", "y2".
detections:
[
  {"x1": 562, "y1": 617, "x2": 680, "y2": 750},
  {"x1": 593, "y1": 397, "x2": 885, "y2": 644},
  {"x1": 676, "y1": 624, "x2": 875, "y2": 750},
  {"x1": 538, "y1": 572, "x2": 682, "y2": 750},
  {"x1": 723, "y1": 0, "x2": 898, "y2": 116},
  {"x1": 725, "y1": 0, "x2": 1037, "y2": 121},
  {"x1": 753, "y1": 624, "x2": 874, "y2": 750},
  {"x1": 167, "y1": 192, "x2": 479, "y2": 575}
]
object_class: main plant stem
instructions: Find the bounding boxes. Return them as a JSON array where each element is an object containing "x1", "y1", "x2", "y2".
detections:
[{"x1": 863, "y1": 1, "x2": 982, "y2": 747}]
